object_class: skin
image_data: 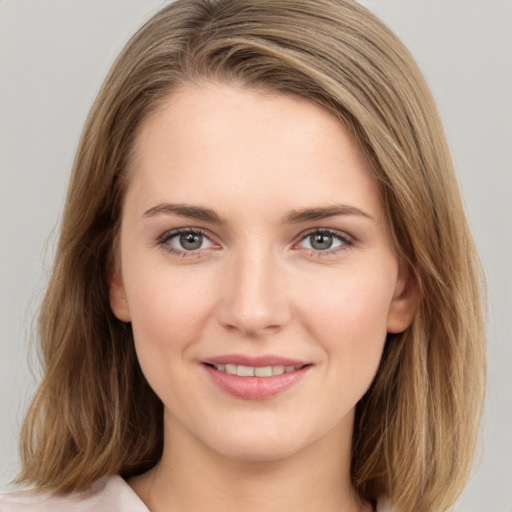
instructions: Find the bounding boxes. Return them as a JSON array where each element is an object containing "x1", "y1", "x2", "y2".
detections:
[{"x1": 109, "y1": 82, "x2": 417, "y2": 512}]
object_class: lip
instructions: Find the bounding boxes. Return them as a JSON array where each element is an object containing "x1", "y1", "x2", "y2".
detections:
[{"x1": 202, "y1": 354, "x2": 312, "y2": 400}]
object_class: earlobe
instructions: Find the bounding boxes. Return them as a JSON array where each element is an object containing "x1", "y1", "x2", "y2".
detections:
[
  {"x1": 109, "y1": 267, "x2": 131, "y2": 322},
  {"x1": 387, "y1": 266, "x2": 419, "y2": 333}
]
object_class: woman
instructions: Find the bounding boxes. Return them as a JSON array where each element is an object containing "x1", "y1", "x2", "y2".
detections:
[{"x1": 0, "y1": 1, "x2": 485, "y2": 511}]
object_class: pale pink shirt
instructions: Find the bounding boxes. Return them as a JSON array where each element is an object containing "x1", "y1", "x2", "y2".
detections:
[{"x1": 0, "y1": 475, "x2": 393, "y2": 511}]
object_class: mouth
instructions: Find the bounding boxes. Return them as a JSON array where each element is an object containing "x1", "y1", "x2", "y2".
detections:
[
  {"x1": 202, "y1": 356, "x2": 312, "y2": 400},
  {"x1": 204, "y1": 362, "x2": 307, "y2": 377}
]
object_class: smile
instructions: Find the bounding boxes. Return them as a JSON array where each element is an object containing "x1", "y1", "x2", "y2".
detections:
[
  {"x1": 208, "y1": 363, "x2": 299, "y2": 377},
  {"x1": 202, "y1": 357, "x2": 312, "y2": 400}
]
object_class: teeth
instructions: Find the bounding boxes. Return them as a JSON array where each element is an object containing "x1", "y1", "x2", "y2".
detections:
[
  {"x1": 225, "y1": 364, "x2": 237, "y2": 375},
  {"x1": 212, "y1": 363, "x2": 301, "y2": 377},
  {"x1": 272, "y1": 365, "x2": 285, "y2": 375},
  {"x1": 237, "y1": 365, "x2": 255, "y2": 377},
  {"x1": 255, "y1": 366, "x2": 272, "y2": 377}
]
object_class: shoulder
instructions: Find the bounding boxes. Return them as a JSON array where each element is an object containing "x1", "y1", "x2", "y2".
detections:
[
  {"x1": 376, "y1": 496, "x2": 394, "y2": 512},
  {"x1": 0, "y1": 475, "x2": 149, "y2": 512},
  {"x1": 1, "y1": 478, "x2": 391, "y2": 512}
]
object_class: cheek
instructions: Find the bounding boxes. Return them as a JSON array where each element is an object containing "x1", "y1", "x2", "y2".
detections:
[
  {"x1": 123, "y1": 265, "x2": 221, "y2": 407},
  {"x1": 124, "y1": 265, "x2": 217, "y2": 358},
  {"x1": 299, "y1": 269, "x2": 395, "y2": 371}
]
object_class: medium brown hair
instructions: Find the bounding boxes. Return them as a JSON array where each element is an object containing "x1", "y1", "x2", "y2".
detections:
[{"x1": 18, "y1": 1, "x2": 486, "y2": 511}]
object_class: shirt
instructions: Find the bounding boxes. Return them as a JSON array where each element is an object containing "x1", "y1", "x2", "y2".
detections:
[{"x1": 0, "y1": 475, "x2": 393, "y2": 511}]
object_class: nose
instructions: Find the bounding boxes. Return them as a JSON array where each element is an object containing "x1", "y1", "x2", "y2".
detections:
[{"x1": 217, "y1": 249, "x2": 291, "y2": 338}]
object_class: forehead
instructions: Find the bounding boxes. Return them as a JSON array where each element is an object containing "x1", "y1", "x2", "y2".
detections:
[{"x1": 126, "y1": 82, "x2": 383, "y2": 223}]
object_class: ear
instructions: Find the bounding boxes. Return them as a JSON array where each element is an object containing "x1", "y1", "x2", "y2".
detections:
[
  {"x1": 387, "y1": 264, "x2": 419, "y2": 333},
  {"x1": 109, "y1": 267, "x2": 131, "y2": 322}
]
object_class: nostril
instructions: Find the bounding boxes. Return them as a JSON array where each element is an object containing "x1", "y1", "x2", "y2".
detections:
[{"x1": 221, "y1": 322, "x2": 281, "y2": 337}]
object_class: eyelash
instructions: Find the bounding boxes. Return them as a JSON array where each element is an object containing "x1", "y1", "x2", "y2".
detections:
[
  {"x1": 157, "y1": 227, "x2": 354, "y2": 258},
  {"x1": 157, "y1": 228, "x2": 217, "y2": 257},
  {"x1": 294, "y1": 228, "x2": 354, "y2": 257}
]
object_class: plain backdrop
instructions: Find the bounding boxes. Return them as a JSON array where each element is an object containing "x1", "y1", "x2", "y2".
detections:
[{"x1": 1, "y1": 1, "x2": 511, "y2": 510}]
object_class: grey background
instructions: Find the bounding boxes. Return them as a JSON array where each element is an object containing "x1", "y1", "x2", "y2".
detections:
[{"x1": 1, "y1": 1, "x2": 511, "y2": 510}]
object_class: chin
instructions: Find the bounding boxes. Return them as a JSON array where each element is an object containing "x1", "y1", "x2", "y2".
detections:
[
  {"x1": 196, "y1": 419, "x2": 321, "y2": 463},
  {"x1": 213, "y1": 437, "x2": 306, "y2": 463}
]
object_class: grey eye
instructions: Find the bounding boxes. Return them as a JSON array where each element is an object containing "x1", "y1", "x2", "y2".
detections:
[
  {"x1": 161, "y1": 229, "x2": 216, "y2": 255},
  {"x1": 179, "y1": 232, "x2": 203, "y2": 250},
  {"x1": 309, "y1": 233, "x2": 334, "y2": 250},
  {"x1": 297, "y1": 230, "x2": 348, "y2": 252}
]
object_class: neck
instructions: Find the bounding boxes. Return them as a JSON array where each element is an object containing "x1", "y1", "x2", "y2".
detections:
[{"x1": 129, "y1": 411, "x2": 370, "y2": 512}]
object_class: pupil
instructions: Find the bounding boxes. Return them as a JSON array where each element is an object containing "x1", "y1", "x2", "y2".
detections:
[
  {"x1": 180, "y1": 232, "x2": 202, "y2": 250},
  {"x1": 311, "y1": 233, "x2": 332, "y2": 250}
]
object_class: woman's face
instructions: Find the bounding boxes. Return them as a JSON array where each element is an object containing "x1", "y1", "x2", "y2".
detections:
[{"x1": 110, "y1": 82, "x2": 416, "y2": 461}]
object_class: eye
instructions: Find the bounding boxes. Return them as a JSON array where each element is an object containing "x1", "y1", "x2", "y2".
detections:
[
  {"x1": 296, "y1": 229, "x2": 352, "y2": 254},
  {"x1": 159, "y1": 228, "x2": 217, "y2": 254},
  {"x1": 175, "y1": 232, "x2": 206, "y2": 251}
]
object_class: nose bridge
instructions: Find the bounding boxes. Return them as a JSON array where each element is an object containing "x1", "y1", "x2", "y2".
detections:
[{"x1": 218, "y1": 242, "x2": 290, "y2": 336}]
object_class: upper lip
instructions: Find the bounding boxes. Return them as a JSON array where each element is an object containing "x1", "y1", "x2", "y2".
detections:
[{"x1": 203, "y1": 354, "x2": 310, "y2": 367}]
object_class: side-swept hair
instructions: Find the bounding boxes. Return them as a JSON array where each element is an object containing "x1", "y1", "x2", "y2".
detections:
[{"x1": 18, "y1": 2, "x2": 486, "y2": 511}]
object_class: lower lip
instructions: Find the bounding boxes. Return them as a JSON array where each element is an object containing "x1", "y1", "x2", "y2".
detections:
[{"x1": 203, "y1": 365, "x2": 310, "y2": 400}]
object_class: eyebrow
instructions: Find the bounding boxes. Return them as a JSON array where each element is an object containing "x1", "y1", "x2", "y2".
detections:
[
  {"x1": 143, "y1": 203, "x2": 373, "y2": 224},
  {"x1": 283, "y1": 205, "x2": 373, "y2": 223},
  {"x1": 142, "y1": 203, "x2": 224, "y2": 224}
]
